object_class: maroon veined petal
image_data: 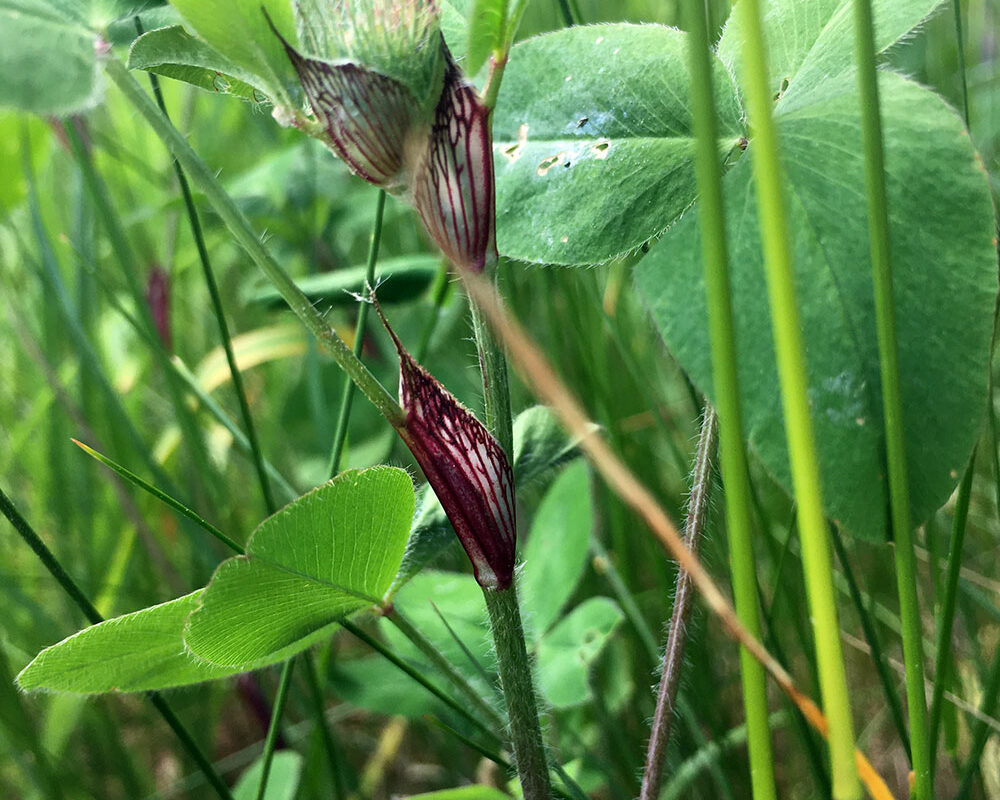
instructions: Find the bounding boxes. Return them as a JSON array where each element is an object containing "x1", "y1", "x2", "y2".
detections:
[
  {"x1": 411, "y1": 49, "x2": 498, "y2": 273},
  {"x1": 276, "y1": 33, "x2": 417, "y2": 189},
  {"x1": 376, "y1": 302, "x2": 515, "y2": 589}
]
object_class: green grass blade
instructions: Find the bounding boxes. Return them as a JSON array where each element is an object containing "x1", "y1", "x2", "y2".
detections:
[
  {"x1": 682, "y1": 3, "x2": 776, "y2": 798},
  {"x1": 326, "y1": 189, "x2": 386, "y2": 478},
  {"x1": 71, "y1": 438, "x2": 243, "y2": 554},
  {"x1": 738, "y1": 1, "x2": 859, "y2": 794},
  {"x1": 927, "y1": 450, "x2": 975, "y2": 772},
  {"x1": 852, "y1": 1, "x2": 930, "y2": 794}
]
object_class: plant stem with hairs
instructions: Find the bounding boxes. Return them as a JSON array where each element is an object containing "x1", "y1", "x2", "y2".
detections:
[
  {"x1": 483, "y1": 585, "x2": 551, "y2": 800},
  {"x1": 641, "y1": 405, "x2": 718, "y2": 800}
]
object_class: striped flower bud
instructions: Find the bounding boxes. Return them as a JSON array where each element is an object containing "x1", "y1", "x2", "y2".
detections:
[
  {"x1": 375, "y1": 300, "x2": 515, "y2": 589},
  {"x1": 271, "y1": 1, "x2": 497, "y2": 272}
]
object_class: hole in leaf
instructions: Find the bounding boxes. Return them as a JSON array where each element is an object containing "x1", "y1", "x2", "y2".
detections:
[{"x1": 537, "y1": 153, "x2": 566, "y2": 176}]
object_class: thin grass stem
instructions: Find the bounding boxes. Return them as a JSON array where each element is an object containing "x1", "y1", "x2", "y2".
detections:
[
  {"x1": 927, "y1": 450, "x2": 975, "y2": 773},
  {"x1": 62, "y1": 120, "x2": 219, "y2": 499},
  {"x1": 738, "y1": 1, "x2": 859, "y2": 795},
  {"x1": 326, "y1": 189, "x2": 386, "y2": 478},
  {"x1": 254, "y1": 660, "x2": 296, "y2": 800},
  {"x1": 341, "y1": 620, "x2": 503, "y2": 748},
  {"x1": 301, "y1": 649, "x2": 349, "y2": 800},
  {"x1": 386, "y1": 607, "x2": 504, "y2": 729},
  {"x1": 852, "y1": 1, "x2": 930, "y2": 795},
  {"x1": 682, "y1": 3, "x2": 777, "y2": 797},
  {"x1": 952, "y1": 0, "x2": 971, "y2": 129},
  {"x1": 137, "y1": 25, "x2": 277, "y2": 515},
  {"x1": 830, "y1": 526, "x2": 911, "y2": 759},
  {"x1": 71, "y1": 439, "x2": 242, "y2": 553}
]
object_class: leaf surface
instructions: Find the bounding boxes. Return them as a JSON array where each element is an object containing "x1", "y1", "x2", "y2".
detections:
[
  {"x1": 233, "y1": 752, "x2": 304, "y2": 800},
  {"x1": 185, "y1": 467, "x2": 414, "y2": 667},
  {"x1": 0, "y1": 0, "x2": 101, "y2": 114},
  {"x1": 716, "y1": 0, "x2": 941, "y2": 104},
  {"x1": 635, "y1": 71, "x2": 996, "y2": 540},
  {"x1": 168, "y1": 0, "x2": 298, "y2": 105},
  {"x1": 128, "y1": 24, "x2": 265, "y2": 101},
  {"x1": 535, "y1": 597, "x2": 624, "y2": 708},
  {"x1": 520, "y1": 461, "x2": 593, "y2": 636},
  {"x1": 17, "y1": 592, "x2": 237, "y2": 693},
  {"x1": 493, "y1": 24, "x2": 743, "y2": 266}
]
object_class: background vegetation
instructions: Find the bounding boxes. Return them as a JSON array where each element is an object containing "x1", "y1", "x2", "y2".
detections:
[{"x1": 1, "y1": 0, "x2": 998, "y2": 798}]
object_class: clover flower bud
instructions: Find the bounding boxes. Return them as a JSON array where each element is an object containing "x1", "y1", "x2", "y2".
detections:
[
  {"x1": 375, "y1": 300, "x2": 515, "y2": 589},
  {"x1": 272, "y1": 2, "x2": 497, "y2": 272}
]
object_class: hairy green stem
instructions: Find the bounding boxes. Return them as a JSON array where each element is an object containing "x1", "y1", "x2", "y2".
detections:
[
  {"x1": 104, "y1": 58, "x2": 403, "y2": 429},
  {"x1": 326, "y1": 189, "x2": 386, "y2": 477},
  {"x1": 469, "y1": 291, "x2": 515, "y2": 458},
  {"x1": 641, "y1": 405, "x2": 723, "y2": 800},
  {"x1": 738, "y1": 1, "x2": 859, "y2": 796},
  {"x1": 483, "y1": 586, "x2": 551, "y2": 800},
  {"x1": 683, "y1": 3, "x2": 777, "y2": 798},
  {"x1": 853, "y1": 1, "x2": 930, "y2": 796},
  {"x1": 928, "y1": 451, "x2": 975, "y2": 774},
  {"x1": 0, "y1": 487, "x2": 235, "y2": 800}
]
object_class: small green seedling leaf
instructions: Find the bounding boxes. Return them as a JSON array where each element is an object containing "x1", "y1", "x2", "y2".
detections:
[
  {"x1": 185, "y1": 467, "x2": 415, "y2": 668},
  {"x1": 536, "y1": 597, "x2": 624, "y2": 708},
  {"x1": 233, "y1": 751, "x2": 304, "y2": 800},
  {"x1": 512, "y1": 405, "x2": 590, "y2": 488},
  {"x1": 128, "y1": 25, "x2": 267, "y2": 102},
  {"x1": 493, "y1": 24, "x2": 743, "y2": 266},
  {"x1": 16, "y1": 592, "x2": 238, "y2": 693},
  {"x1": 520, "y1": 461, "x2": 593, "y2": 636}
]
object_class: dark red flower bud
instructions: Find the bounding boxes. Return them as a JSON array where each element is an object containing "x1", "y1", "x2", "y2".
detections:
[
  {"x1": 146, "y1": 265, "x2": 171, "y2": 352},
  {"x1": 376, "y1": 302, "x2": 515, "y2": 589},
  {"x1": 269, "y1": 11, "x2": 497, "y2": 273},
  {"x1": 411, "y1": 53, "x2": 498, "y2": 273}
]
